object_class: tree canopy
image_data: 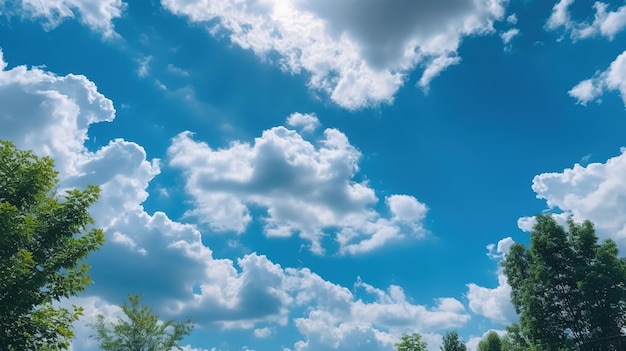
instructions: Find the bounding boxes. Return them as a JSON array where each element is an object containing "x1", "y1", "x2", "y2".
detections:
[
  {"x1": 0, "y1": 140, "x2": 104, "y2": 350},
  {"x1": 396, "y1": 332, "x2": 428, "y2": 351},
  {"x1": 478, "y1": 331, "x2": 502, "y2": 351},
  {"x1": 502, "y1": 214, "x2": 626, "y2": 351},
  {"x1": 441, "y1": 330, "x2": 466, "y2": 351},
  {"x1": 90, "y1": 294, "x2": 194, "y2": 351}
]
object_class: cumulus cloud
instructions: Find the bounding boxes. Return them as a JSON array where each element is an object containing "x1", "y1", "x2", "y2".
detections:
[
  {"x1": 0, "y1": 48, "x2": 115, "y2": 177},
  {"x1": 2, "y1": 0, "x2": 126, "y2": 38},
  {"x1": 0, "y1": 47, "x2": 293, "y2": 330},
  {"x1": 0, "y1": 48, "x2": 467, "y2": 350},
  {"x1": 546, "y1": 0, "x2": 626, "y2": 41},
  {"x1": 289, "y1": 271, "x2": 470, "y2": 351},
  {"x1": 526, "y1": 148, "x2": 626, "y2": 250},
  {"x1": 569, "y1": 50, "x2": 626, "y2": 106},
  {"x1": 168, "y1": 126, "x2": 428, "y2": 255},
  {"x1": 285, "y1": 112, "x2": 320, "y2": 133},
  {"x1": 160, "y1": 0, "x2": 509, "y2": 109},
  {"x1": 466, "y1": 238, "x2": 516, "y2": 325},
  {"x1": 466, "y1": 271, "x2": 515, "y2": 324}
]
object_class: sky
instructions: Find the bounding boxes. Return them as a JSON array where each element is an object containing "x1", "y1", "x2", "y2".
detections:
[{"x1": 1, "y1": 0, "x2": 626, "y2": 350}]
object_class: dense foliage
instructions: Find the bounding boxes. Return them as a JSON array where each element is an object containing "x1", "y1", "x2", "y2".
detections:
[{"x1": 0, "y1": 141, "x2": 104, "y2": 350}]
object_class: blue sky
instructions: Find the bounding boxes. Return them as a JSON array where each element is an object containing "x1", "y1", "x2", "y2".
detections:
[{"x1": 2, "y1": 0, "x2": 626, "y2": 350}]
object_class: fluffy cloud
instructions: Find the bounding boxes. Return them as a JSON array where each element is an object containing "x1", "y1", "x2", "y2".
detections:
[
  {"x1": 546, "y1": 0, "x2": 626, "y2": 40},
  {"x1": 1, "y1": 0, "x2": 126, "y2": 38},
  {"x1": 161, "y1": 0, "x2": 509, "y2": 109},
  {"x1": 289, "y1": 272, "x2": 469, "y2": 351},
  {"x1": 466, "y1": 271, "x2": 515, "y2": 324},
  {"x1": 168, "y1": 125, "x2": 428, "y2": 255},
  {"x1": 466, "y1": 238, "x2": 516, "y2": 325},
  {"x1": 286, "y1": 112, "x2": 320, "y2": 133},
  {"x1": 0, "y1": 47, "x2": 293, "y2": 331},
  {"x1": 0, "y1": 48, "x2": 466, "y2": 350},
  {"x1": 526, "y1": 148, "x2": 626, "y2": 249},
  {"x1": 569, "y1": 50, "x2": 626, "y2": 106},
  {"x1": 0, "y1": 48, "x2": 115, "y2": 177}
]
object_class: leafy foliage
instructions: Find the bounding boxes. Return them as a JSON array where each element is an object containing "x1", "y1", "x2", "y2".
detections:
[
  {"x1": 396, "y1": 332, "x2": 428, "y2": 351},
  {"x1": 0, "y1": 140, "x2": 104, "y2": 350},
  {"x1": 500, "y1": 323, "x2": 534, "y2": 351},
  {"x1": 502, "y1": 214, "x2": 626, "y2": 351},
  {"x1": 91, "y1": 294, "x2": 194, "y2": 351},
  {"x1": 441, "y1": 330, "x2": 466, "y2": 351}
]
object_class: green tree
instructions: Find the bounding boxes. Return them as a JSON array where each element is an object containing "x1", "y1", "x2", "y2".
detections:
[
  {"x1": 501, "y1": 323, "x2": 533, "y2": 351},
  {"x1": 0, "y1": 140, "x2": 104, "y2": 350},
  {"x1": 478, "y1": 331, "x2": 502, "y2": 351},
  {"x1": 396, "y1": 332, "x2": 428, "y2": 351},
  {"x1": 441, "y1": 330, "x2": 466, "y2": 351},
  {"x1": 502, "y1": 215, "x2": 626, "y2": 351},
  {"x1": 91, "y1": 294, "x2": 194, "y2": 351}
]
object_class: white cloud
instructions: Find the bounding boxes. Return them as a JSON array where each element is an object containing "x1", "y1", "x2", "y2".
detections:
[
  {"x1": 0, "y1": 48, "x2": 468, "y2": 350},
  {"x1": 527, "y1": 148, "x2": 626, "y2": 250},
  {"x1": 160, "y1": 0, "x2": 509, "y2": 109},
  {"x1": 168, "y1": 63, "x2": 190, "y2": 76},
  {"x1": 516, "y1": 216, "x2": 536, "y2": 232},
  {"x1": 5, "y1": 0, "x2": 126, "y2": 38},
  {"x1": 546, "y1": 0, "x2": 626, "y2": 41},
  {"x1": 569, "y1": 50, "x2": 626, "y2": 106},
  {"x1": 485, "y1": 237, "x2": 514, "y2": 260},
  {"x1": 0, "y1": 48, "x2": 116, "y2": 177},
  {"x1": 168, "y1": 126, "x2": 427, "y2": 255},
  {"x1": 500, "y1": 28, "x2": 519, "y2": 45},
  {"x1": 138, "y1": 56, "x2": 153, "y2": 78},
  {"x1": 466, "y1": 270, "x2": 515, "y2": 324},
  {"x1": 418, "y1": 56, "x2": 462, "y2": 91},
  {"x1": 253, "y1": 327, "x2": 272, "y2": 338},
  {"x1": 506, "y1": 14, "x2": 517, "y2": 25},
  {"x1": 63, "y1": 296, "x2": 125, "y2": 351},
  {"x1": 285, "y1": 112, "x2": 320, "y2": 133},
  {"x1": 0, "y1": 47, "x2": 293, "y2": 331},
  {"x1": 546, "y1": 0, "x2": 574, "y2": 31},
  {"x1": 466, "y1": 238, "x2": 516, "y2": 325},
  {"x1": 289, "y1": 271, "x2": 470, "y2": 351}
]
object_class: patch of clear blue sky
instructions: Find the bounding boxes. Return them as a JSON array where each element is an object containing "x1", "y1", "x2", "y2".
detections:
[{"x1": 2, "y1": 0, "x2": 626, "y2": 348}]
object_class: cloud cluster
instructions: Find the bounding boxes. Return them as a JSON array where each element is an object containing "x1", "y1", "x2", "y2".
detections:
[
  {"x1": 545, "y1": 1, "x2": 626, "y2": 107},
  {"x1": 2, "y1": 0, "x2": 126, "y2": 38},
  {"x1": 288, "y1": 271, "x2": 469, "y2": 351},
  {"x1": 546, "y1": 0, "x2": 626, "y2": 41},
  {"x1": 168, "y1": 123, "x2": 428, "y2": 255},
  {"x1": 525, "y1": 148, "x2": 626, "y2": 250},
  {"x1": 161, "y1": 0, "x2": 509, "y2": 109},
  {"x1": 0, "y1": 49, "x2": 465, "y2": 350}
]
